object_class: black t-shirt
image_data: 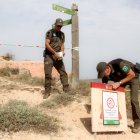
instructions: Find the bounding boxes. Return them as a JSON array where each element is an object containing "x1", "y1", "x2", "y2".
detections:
[
  {"x1": 102, "y1": 58, "x2": 135, "y2": 83},
  {"x1": 45, "y1": 29, "x2": 65, "y2": 54}
]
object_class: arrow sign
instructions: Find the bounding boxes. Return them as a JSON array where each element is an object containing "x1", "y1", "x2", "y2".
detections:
[
  {"x1": 52, "y1": 19, "x2": 72, "y2": 28},
  {"x1": 63, "y1": 19, "x2": 72, "y2": 26},
  {"x1": 52, "y1": 4, "x2": 75, "y2": 15}
]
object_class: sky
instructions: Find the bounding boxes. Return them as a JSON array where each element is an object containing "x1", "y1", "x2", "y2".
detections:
[{"x1": 0, "y1": 0, "x2": 140, "y2": 79}]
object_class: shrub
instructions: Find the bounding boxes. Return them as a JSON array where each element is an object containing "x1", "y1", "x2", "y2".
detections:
[
  {"x1": 0, "y1": 67, "x2": 11, "y2": 77},
  {"x1": 3, "y1": 53, "x2": 14, "y2": 61},
  {"x1": 10, "y1": 68, "x2": 19, "y2": 75},
  {"x1": 13, "y1": 75, "x2": 44, "y2": 86},
  {"x1": 0, "y1": 100, "x2": 59, "y2": 133},
  {"x1": 0, "y1": 67, "x2": 19, "y2": 77}
]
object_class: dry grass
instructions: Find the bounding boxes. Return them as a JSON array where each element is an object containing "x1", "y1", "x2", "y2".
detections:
[
  {"x1": 78, "y1": 80, "x2": 90, "y2": 96},
  {"x1": 40, "y1": 93, "x2": 75, "y2": 109},
  {"x1": 0, "y1": 67, "x2": 19, "y2": 77},
  {"x1": 15, "y1": 75, "x2": 44, "y2": 86}
]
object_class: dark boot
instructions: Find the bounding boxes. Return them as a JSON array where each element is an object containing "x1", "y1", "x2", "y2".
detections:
[
  {"x1": 63, "y1": 85, "x2": 70, "y2": 93},
  {"x1": 132, "y1": 123, "x2": 140, "y2": 133},
  {"x1": 42, "y1": 90, "x2": 50, "y2": 99},
  {"x1": 43, "y1": 93, "x2": 50, "y2": 99}
]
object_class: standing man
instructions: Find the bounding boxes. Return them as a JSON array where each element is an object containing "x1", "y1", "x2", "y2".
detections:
[
  {"x1": 96, "y1": 58, "x2": 140, "y2": 133},
  {"x1": 43, "y1": 18, "x2": 69, "y2": 99}
]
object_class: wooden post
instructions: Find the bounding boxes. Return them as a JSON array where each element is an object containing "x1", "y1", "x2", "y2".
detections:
[{"x1": 71, "y1": 4, "x2": 79, "y2": 89}]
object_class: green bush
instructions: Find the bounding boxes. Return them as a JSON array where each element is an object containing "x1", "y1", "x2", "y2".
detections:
[{"x1": 0, "y1": 100, "x2": 59, "y2": 133}]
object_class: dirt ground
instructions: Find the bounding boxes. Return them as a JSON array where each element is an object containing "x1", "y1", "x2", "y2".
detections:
[{"x1": 0, "y1": 59, "x2": 140, "y2": 140}]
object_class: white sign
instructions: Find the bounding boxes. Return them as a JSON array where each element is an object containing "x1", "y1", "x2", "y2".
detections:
[{"x1": 102, "y1": 91, "x2": 119, "y2": 125}]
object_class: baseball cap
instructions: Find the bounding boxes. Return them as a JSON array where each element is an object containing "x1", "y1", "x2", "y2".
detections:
[
  {"x1": 55, "y1": 18, "x2": 63, "y2": 26},
  {"x1": 96, "y1": 62, "x2": 107, "y2": 78}
]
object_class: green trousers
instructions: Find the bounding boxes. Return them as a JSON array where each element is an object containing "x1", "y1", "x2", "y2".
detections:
[
  {"x1": 126, "y1": 76, "x2": 140, "y2": 124},
  {"x1": 44, "y1": 54, "x2": 69, "y2": 94}
]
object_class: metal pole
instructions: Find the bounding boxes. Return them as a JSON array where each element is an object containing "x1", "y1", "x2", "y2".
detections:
[{"x1": 71, "y1": 4, "x2": 79, "y2": 89}]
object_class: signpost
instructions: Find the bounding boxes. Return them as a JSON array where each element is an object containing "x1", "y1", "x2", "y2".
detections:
[
  {"x1": 52, "y1": 4, "x2": 79, "y2": 89},
  {"x1": 71, "y1": 4, "x2": 79, "y2": 89}
]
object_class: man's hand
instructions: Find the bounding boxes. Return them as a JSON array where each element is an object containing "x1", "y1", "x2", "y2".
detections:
[
  {"x1": 112, "y1": 69, "x2": 135, "y2": 90},
  {"x1": 62, "y1": 51, "x2": 65, "y2": 56},
  {"x1": 112, "y1": 82, "x2": 121, "y2": 90},
  {"x1": 53, "y1": 53, "x2": 59, "y2": 61}
]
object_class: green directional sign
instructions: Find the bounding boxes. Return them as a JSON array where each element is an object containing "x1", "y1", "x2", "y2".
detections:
[
  {"x1": 52, "y1": 19, "x2": 72, "y2": 28},
  {"x1": 52, "y1": 4, "x2": 75, "y2": 15},
  {"x1": 63, "y1": 19, "x2": 72, "y2": 26}
]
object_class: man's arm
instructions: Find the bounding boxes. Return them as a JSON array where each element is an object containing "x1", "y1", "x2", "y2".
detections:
[
  {"x1": 45, "y1": 39, "x2": 58, "y2": 60},
  {"x1": 119, "y1": 69, "x2": 135, "y2": 84},
  {"x1": 61, "y1": 32, "x2": 65, "y2": 56},
  {"x1": 112, "y1": 69, "x2": 135, "y2": 89},
  {"x1": 61, "y1": 43, "x2": 65, "y2": 56}
]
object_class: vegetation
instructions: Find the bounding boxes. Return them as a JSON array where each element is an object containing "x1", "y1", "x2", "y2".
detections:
[
  {"x1": 0, "y1": 67, "x2": 11, "y2": 77},
  {"x1": 40, "y1": 93, "x2": 75, "y2": 109},
  {"x1": 78, "y1": 80, "x2": 90, "y2": 96},
  {"x1": 15, "y1": 75, "x2": 44, "y2": 86},
  {"x1": 0, "y1": 67, "x2": 44, "y2": 86},
  {"x1": 0, "y1": 67, "x2": 19, "y2": 77},
  {"x1": 0, "y1": 100, "x2": 59, "y2": 133},
  {"x1": 2, "y1": 53, "x2": 14, "y2": 61}
]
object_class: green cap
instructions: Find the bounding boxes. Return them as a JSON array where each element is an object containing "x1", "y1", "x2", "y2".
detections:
[
  {"x1": 96, "y1": 62, "x2": 107, "y2": 78},
  {"x1": 55, "y1": 18, "x2": 63, "y2": 26}
]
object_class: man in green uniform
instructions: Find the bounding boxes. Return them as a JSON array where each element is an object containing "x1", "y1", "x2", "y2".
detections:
[
  {"x1": 43, "y1": 18, "x2": 69, "y2": 99},
  {"x1": 96, "y1": 58, "x2": 140, "y2": 133}
]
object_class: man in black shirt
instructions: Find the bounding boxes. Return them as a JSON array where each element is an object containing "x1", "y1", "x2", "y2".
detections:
[{"x1": 96, "y1": 58, "x2": 140, "y2": 133}]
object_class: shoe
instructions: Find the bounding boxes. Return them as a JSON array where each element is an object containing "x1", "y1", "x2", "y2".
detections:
[
  {"x1": 63, "y1": 85, "x2": 69, "y2": 93},
  {"x1": 132, "y1": 124, "x2": 140, "y2": 133},
  {"x1": 63, "y1": 88, "x2": 69, "y2": 93},
  {"x1": 43, "y1": 93, "x2": 50, "y2": 99}
]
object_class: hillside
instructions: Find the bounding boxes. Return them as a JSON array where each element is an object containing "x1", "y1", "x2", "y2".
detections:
[{"x1": 0, "y1": 58, "x2": 140, "y2": 140}]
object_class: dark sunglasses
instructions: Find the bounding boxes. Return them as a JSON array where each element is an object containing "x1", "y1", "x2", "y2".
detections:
[{"x1": 57, "y1": 25, "x2": 62, "y2": 28}]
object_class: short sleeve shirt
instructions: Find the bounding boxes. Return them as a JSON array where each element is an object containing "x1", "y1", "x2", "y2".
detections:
[
  {"x1": 45, "y1": 29, "x2": 65, "y2": 52},
  {"x1": 102, "y1": 59, "x2": 135, "y2": 83}
]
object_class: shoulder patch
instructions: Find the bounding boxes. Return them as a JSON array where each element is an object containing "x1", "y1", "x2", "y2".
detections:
[
  {"x1": 53, "y1": 33, "x2": 56, "y2": 37},
  {"x1": 122, "y1": 65, "x2": 129, "y2": 72}
]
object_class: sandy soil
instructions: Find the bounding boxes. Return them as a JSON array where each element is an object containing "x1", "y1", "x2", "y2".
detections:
[{"x1": 0, "y1": 59, "x2": 140, "y2": 140}]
